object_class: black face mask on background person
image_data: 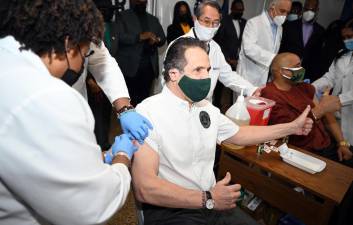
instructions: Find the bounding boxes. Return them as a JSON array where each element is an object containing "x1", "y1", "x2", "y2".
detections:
[
  {"x1": 232, "y1": 12, "x2": 243, "y2": 20},
  {"x1": 179, "y1": 13, "x2": 189, "y2": 23},
  {"x1": 134, "y1": 3, "x2": 147, "y2": 14}
]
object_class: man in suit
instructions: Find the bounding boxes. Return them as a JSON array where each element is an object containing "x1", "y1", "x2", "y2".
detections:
[
  {"x1": 214, "y1": 0, "x2": 246, "y2": 71},
  {"x1": 237, "y1": 0, "x2": 291, "y2": 87},
  {"x1": 116, "y1": 0, "x2": 166, "y2": 105},
  {"x1": 280, "y1": 0, "x2": 325, "y2": 82}
]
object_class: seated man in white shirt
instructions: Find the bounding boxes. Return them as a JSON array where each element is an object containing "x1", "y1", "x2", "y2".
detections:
[{"x1": 132, "y1": 37, "x2": 313, "y2": 225}]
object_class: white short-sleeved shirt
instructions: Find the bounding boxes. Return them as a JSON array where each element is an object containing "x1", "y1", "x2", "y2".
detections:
[{"x1": 136, "y1": 87, "x2": 238, "y2": 191}]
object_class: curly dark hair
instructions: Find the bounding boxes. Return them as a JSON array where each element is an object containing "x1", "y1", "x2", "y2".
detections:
[{"x1": 0, "y1": 0, "x2": 104, "y2": 56}]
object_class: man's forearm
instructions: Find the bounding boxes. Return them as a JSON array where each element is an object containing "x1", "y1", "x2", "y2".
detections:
[
  {"x1": 323, "y1": 113, "x2": 344, "y2": 143},
  {"x1": 133, "y1": 175, "x2": 203, "y2": 209},
  {"x1": 226, "y1": 122, "x2": 296, "y2": 146}
]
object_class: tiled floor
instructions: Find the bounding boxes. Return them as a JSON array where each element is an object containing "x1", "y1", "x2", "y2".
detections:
[{"x1": 107, "y1": 191, "x2": 138, "y2": 225}]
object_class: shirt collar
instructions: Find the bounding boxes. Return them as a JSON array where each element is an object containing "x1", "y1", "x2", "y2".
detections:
[
  {"x1": 265, "y1": 11, "x2": 276, "y2": 27},
  {"x1": 162, "y1": 85, "x2": 190, "y2": 108},
  {"x1": 161, "y1": 85, "x2": 210, "y2": 109}
]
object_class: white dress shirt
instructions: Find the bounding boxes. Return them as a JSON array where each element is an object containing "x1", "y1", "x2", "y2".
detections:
[
  {"x1": 313, "y1": 52, "x2": 353, "y2": 145},
  {"x1": 136, "y1": 87, "x2": 238, "y2": 191},
  {"x1": 0, "y1": 36, "x2": 131, "y2": 225}
]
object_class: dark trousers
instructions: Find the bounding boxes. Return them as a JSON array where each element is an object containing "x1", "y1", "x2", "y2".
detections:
[
  {"x1": 317, "y1": 142, "x2": 353, "y2": 168},
  {"x1": 142, "y1": 204, "x2": 258, "y2": 225},
  {"x1": 125, "y1": 61, "x2": 155, "y2": 106},
  {"x1": 87, "y1": 89, "x2": 112, "y2": 151}
]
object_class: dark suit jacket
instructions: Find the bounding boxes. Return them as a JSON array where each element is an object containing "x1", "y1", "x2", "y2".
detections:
[
  {"x1": 280, "y1": 19, "x2": 325, "y2": 81},
  {"x1": 116, "y1": 9, "x2": 166, "y2": 78},
  {"x1": 167, "y1": 23, "x2": 187, "y2": 44},
  {"x1": 214, "y1": 15, "x2": 246, "y2": 62},
  {"x1": 105, "y1": 22, "x2": 119, "y2": 57}
]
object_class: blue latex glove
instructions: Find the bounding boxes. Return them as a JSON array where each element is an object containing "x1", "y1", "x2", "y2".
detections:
[
  {"x1": 119, "y1": 111, "x2": 153, "y2": 144},
  {"x1": 112, "y1": 134, "x2": 138, "y2": 159},
  {"x1": 104, "y1": 134, "x2": 138, "y2": 164}
]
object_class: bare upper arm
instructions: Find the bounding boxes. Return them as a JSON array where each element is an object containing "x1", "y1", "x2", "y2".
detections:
[{"x1": 131, "y1": 143, "x2": 160, "y2": 194}]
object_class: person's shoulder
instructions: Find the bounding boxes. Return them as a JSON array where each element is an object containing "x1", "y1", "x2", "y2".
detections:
[
  {"x1": 147, "y1": 12, "x2": 160, "y2": 21},
  {"x1": 136, "y1": 93, "x2": 164, "y2": 112},
  {"x1": 262, "y1": 82, "x2": 277, "y2": 95},
  {"x1": 314, "y1": 22, "x2": 325, "y2": 32},
  {"x1": 298, "y1": 83, "x2": 315, "y2": 96}
]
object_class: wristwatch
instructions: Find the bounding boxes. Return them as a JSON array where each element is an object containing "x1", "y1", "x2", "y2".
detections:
[
  {"x1": 205, "y1": 191, "x2": 215, "y2": 210},
  {"x1": 338, "y1": 140, "x2": 351, "y2": 147}
]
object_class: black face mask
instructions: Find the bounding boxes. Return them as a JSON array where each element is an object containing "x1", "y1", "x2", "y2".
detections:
[
  {"x1": 232, "y1": 12, "x2": 243, "y2": 20},
  {"x1": 134, "y1": 3, "x2": 147, "y2": 14},
  {"x1": 61, "y1": 54, "x2": 85, "y2": 86},
  {"x1": 179, "y1": 13, "x2": 189, "y2": 23}
]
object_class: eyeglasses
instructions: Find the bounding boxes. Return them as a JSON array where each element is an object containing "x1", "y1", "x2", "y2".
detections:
[
  {"x1": 78, "y1": 45, "x2": 95, "y2": 59},
  {"x1": 198, "y1": 18, "x2": 220, "y2": 28}
]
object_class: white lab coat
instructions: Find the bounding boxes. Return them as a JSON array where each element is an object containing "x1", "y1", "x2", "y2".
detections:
[
  {"x1": 158, "y1": 28, "x2": 257, "y2": 101},
  {"x1": 73, "y1": 42, "x2": 130, "y2": 103},
  {"x1": 237, "y1": 11, "x2": 282, "y2": 86},
  {"x1": 312, "y1": 52, "x2": 353, "y2": 145},
  {"x1": 0, "y1": 36, "x2": 131, "y2": 225}
]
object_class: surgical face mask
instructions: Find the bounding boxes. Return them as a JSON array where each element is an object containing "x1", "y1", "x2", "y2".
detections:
[
  {"x1": 302, "y1": 10, "x2": 315, "y2": 22},
  {"x1": 62, "y1": 53, "x2": 85, "y2": 86},
  {"x1": 281, "y1": 67, "x2": 305, "y2": 83},
  {"x1": 344, "y1": 38, "x2": 353, "y2": 51},
  {"x1": 287, "y1": 13, "x2": 298, "y2": 21},
  {"x1": 178, "y1": 75, "x2": 211, "y2": 102},
  {"x1": 194, "y1": 19, "x2": 219, "y2": 41},
  {"x1": 273, "y1": 15, "x2": 286, "y2": 26},
  {"x1": 134, "y1": 2, "x2": 147, "y2": 14}
]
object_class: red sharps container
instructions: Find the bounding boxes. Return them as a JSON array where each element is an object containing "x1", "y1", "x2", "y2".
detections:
[{"x1": 245, "y1": 96, "x2": 276, "y2": 126}]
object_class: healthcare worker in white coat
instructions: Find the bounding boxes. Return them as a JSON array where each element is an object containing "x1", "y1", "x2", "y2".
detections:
[
  {"x1": 64, "y1": 15, "x2": 152, "y2": 144},
  {"x1": 0, "y1": 1, "x2": 141, "y2": 224},
  {"x1": 159, "y1": 0, "x2": 259, "y2": 101},
  {"x1": 313, "y1": 22, "x2": 353, "y2": 154},
  {"x1": 237, "y1": 0, "x2": 291, "y2": 87}
]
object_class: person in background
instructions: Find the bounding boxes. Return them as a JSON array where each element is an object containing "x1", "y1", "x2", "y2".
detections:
[
  {"x1": 214, "y1": 0, "x2": 246, "y2": 71},
  {"x1": 167, "y1": 1, "x2": 194, "y2": 44},
  {"x1": 0, "y1": 0, "x2": 140, "y2": 224},
  {"x1": 132, "y1": 37, "x2": 313, "y2": 225},
  {"x1": 87, "y1": 0, "x2": 119, "y2": 150},
  {"x1": 116, "y1": 0, "x2": 166, "y2": 105},
  {"x1": 280, "y1": 0, "x2": 324, "y2": 82},
  {"x1": 313, "y1": 19, "x2": 353, "y2": 151},
  {"x1": 213, "y1": 0, "x2": 247, "y2": 112},
  {"x1": 286, "y1": 1, "x2": 303, "y2": 22},
  {"x1": 262, "y1": 53, "x2": 353, "y2": 166},
  {"x1": 319, "y1": 4, "x2": 353, "y2": 75},
  {"x1": 237, "y1": 0, "x2": 291, "y2": 87},
  {"x1": 161, "y1": 0, "x2": 259, "y2": 104}
]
